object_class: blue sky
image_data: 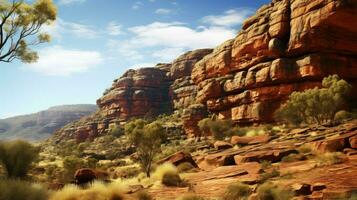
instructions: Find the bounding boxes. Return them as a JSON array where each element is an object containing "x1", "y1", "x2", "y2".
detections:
[{"x1": 0, "y1": 0, "x2": 270, "y2": 119}]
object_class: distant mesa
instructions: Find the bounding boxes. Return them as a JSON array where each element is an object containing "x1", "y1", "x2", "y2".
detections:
[{"x1": 0, "y1": 104, "x2": 97, "y2": 141}]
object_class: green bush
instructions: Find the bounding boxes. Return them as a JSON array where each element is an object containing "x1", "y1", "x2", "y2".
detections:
[
  {"x1": 61, "y1": 155, "x2": 86, "y2": 182},
  {"x1": 281, "y1": 153, "x2": 306, "y2": 163},
  {"x1": 334, "y1": 110, "x2": 353, "y2": 122},
  {"x1": 0, "y1": 179, "x2": 48, "y2": 200},
  {"x1": 0, "y1": 140, "x2": 39, "y2": 178},
  {"x1": 109, "y1": 125, "x2": 124, "y2": 137},
  {"x1": 125, "y1": 120, "x2": 167, "y2": 177},
  {"x1": 275, "y1": 75, "x2": 351, "y2": 125},
  {"x1": 162, "y1": 171, "x2": 182, "y2": 187},
  {"x1": 198, "y1": 118, "x2": 235, "y2": 140},
  {"x1": 223, "y1": 182, "x2": 251, "y2": 200},
  {"x1": 259, "y1": 169, "x2": 280, "y2": 183},
  {"x1": 257, "y1": 182, "x2": 293, "y2": 200}
]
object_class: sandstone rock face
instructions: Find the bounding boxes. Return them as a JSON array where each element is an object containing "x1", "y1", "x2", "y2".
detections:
[
  {"x1": 97, "y1": 68, "x2": 171, "y2": 121},
  {"x1": 54, "y1": 0, "x2": 357, "y2": 140},
  {"x1": 182, "y1": 104, "x2": 208, "y2": 137},
  {"x1": 169, "y1": 49, "x2": 213, "y2": 110},
  {"x1": 192, "y1": 0, "x2": 357, "y2": 123}
]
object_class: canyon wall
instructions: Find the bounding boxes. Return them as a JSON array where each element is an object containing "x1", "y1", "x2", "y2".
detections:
[
  {"x1": 53, "y1": 0, "x2": 357, "y2": 140},
  {"x1": 192, "y1": 0, "x2": 357, "y2": 124}
]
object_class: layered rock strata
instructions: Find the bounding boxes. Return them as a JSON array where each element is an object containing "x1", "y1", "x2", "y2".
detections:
[
  {"x1": 54, "y1": 0, "x2": 357, "y2": 140},
  {"x1": 192, "y1": 0, "x2": 357, "y2": 123}
]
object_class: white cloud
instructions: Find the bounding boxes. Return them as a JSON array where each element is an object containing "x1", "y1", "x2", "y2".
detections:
[
  {"x1": 106, "y1": 21, "x2": 123, "y2": 36},
  {"x1": 59, "y1": 0, "x2": 86, "y2": 5},
  {"x1": 155, "y1": 8, "x2": 173, "y2": 15},
  {"x1": 202, "y1": 8, "x2": 254, "y2": 27},
  {"x1": 152, "y1": 47, "x2": 185, "y2": 61},
  {"x1": 24, "y1": 46, "x2": 103, "y2": 76},
  {"x1": 128, "y1": 62, "x2": 156, "y2": 69},
  {"x1": 128, "y1": 22, "x2": 235, "y2": 49},
  {"x1": 42, "y1": 18, "x2": 98, "y2": 39},
  {"x1": 132, "y1": 1, "x2": 143, "y2": 10},
  {"x1": 109, "y1": 21, "x2": 235, "y2": 63}
]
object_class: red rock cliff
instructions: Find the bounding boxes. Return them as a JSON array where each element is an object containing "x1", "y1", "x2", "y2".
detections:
[
  {"x1": 53, "y1": 0, "x2": 357, "y2": 140},
  {"x1": 192, "y1": 0, "x2": 357, "y2": 124}
]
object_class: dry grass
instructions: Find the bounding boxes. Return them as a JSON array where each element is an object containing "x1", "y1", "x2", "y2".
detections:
[
  {"x1": 257, "y1": 182, "x2": 293, "y2": 200},
  {"x1": 151, "y1": 163, "x2": 177, "y2": 182},
  {"x1": 49, "y1": 181, "x2": 126, "y2": 200}
]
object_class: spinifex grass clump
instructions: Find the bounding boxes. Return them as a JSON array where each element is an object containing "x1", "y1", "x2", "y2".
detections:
[{"x1": 0, "y1": 140, "x2": 39, "y2": 178}]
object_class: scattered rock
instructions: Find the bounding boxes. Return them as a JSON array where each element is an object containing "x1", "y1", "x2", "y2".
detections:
[
  {"x1": 291, "y1": 183, "x2": 312, "y2": 196},
  {"x1": 213, "y1": 141, "x2": 233, "y2": 150},
  {"x1": 311, "y1": 183, "x2": 327, "y2": 192},
  {"x1": 74, "y1": 168, "x2": 97, "y2": 185},
  {"x1": 234, "y1": 149, "x2": 298, "y2": 164},
  {"x1": 231, "y1": 135, "x2": 270, "y2": 145},
  {"x1": 157, "y1": 151, "x2": 198, "y2": 168}
]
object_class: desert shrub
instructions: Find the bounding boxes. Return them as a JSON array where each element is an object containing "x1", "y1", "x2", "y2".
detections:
[
  {"x1": 177, "y1": 162, "x2": 195, "y2": 173},
  {"x1": 61, "y1": 155, "x2": 87, "y2": 182},
  {"x1": 50, "y1": 181, "x2": 125, "y2": 200},
  {"x1": 152, "y1": 163, "x2": 177, "y2": 181},
  {"x1": 46, "y1": 164, "x2": 61, "y2": 180},
  {"x1": 223, "y1": 182, "x2": 251, "y2": 200},
  {"x1": 176, "y1": 194, "x2": 205, "y2": 200},
  {"x1": 198, "y1": 118, "x2": 234, "y2": 140},
  {"x1": 281, "y1": 153, "x2": 306, "y2": 163},
  {"x1": 162, "y1": 171, "x2": 182, "y2": 187},
  {"x1": 316, "y1": 152, "x2": 346, "y2": 166},
  {"x1": 0, "y1": 179, "x2": 48, "y2": 200},
  {"x1": 0, "y1": 140, "x2": 39, "y2": 178},
  {"x1": 259, "y1": 169, "x2": 280, "y2": 183},
  {"x1": 257, "y1": 182, "x2": 294, "y2": 200},
  {"x1": 125, "y1": 120, "x2": 166, "y2": 177},
  {"x1": 275, "y1": 75, "x2": 352, "y2": 125},
  {"x1": 260, "y1": 160, "x2": 272, "y2": 170},
  {"x1": 225, "y1": 127, "x2": 246, "y2": 137},
  {"x1": 56, "y1": 140, "x2": 80, "y2": 157},
  {"x1": 334, "y1": 110, "x2": 353, "y2": 122},
  {"x1": 245, "y1": 128, "x2": 267, "y2": 137},
  {"x1": 297, "y1": 144, "x2": 313, "y2": 154},
  {"x1": 109, "y1": 125, "x2": 124, "y2": 137},
  {"x1": 197, "y1": 118, "x2": 212, "y2": 138},
  {"x1": 136, "y1": 191, "x2": 152, "y2": 200},
  {"x1": 115, "y1": 166, "x2": 141, "y2": 179}
]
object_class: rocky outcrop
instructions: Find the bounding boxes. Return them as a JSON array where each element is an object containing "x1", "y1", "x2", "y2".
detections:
[
  {"x1": 54, "y1": 0, "x2": 357, "y2": 140},
  {"x1": 97, "y1": 67, "x2": 171, "y2": 121},
  {"x1": 192, "y1": 0, "x2": 357, "y2": 123},
  {"x1": 54, "y1": 50, "x2": 212, "y2": 141},
  {"x1": 169, "y1": 49, "x2": 213, "y2": 110}
]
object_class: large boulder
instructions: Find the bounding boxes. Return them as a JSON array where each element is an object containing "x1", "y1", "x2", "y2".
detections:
[
  {"x1": 157, "y1": 151, "x2": 198, "y2": 168},
  {"x1": 74, "y1": 168, "x2": 109, "y2": 185}
]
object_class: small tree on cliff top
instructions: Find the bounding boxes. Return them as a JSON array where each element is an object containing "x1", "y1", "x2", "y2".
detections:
[
  {"x1": 125, "y1": 119, "x2": 166, "y2": 177},
  {"x1": 0, "y1": 0, "x2": 57, "y2": 63},
  {"x1": 275, "y1": 75, "x2": 351, "y2": 125}
]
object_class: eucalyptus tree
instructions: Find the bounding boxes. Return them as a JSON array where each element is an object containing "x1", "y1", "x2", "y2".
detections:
[{"x1": 0, "y1": 0, "x2": 56, "y2": 63}]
